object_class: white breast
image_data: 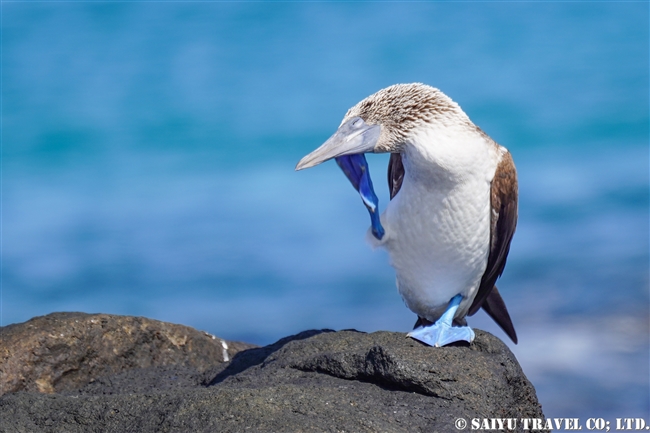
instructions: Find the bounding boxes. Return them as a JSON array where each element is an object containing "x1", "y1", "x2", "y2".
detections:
[{"x1": 369, "y1": 123, "x2": 499, "y2": 322}]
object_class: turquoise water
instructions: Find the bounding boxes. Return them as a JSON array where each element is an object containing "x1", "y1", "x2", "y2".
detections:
[{"x1": 3, "y1": 2, "x2": 648, "y2": 423}]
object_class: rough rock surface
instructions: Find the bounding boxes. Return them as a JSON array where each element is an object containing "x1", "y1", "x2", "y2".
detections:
[
  {"x1": 0, "y1": 314, "x2": 547, "y2": 433},
  {"x1": 0, "y1": 312, "x2": 255, "y2": 396}
]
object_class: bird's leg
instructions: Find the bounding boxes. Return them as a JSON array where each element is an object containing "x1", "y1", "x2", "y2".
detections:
[
  {"x1": 407, "y1": 294, "x2": 475, "y2": 347},
  {"x1": 335, "y1": 154, "x2": 385, "y2": 240}
]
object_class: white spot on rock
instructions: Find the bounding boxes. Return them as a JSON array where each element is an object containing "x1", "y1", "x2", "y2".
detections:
[{"x1": 220, "y1": 339, "x2": 229, "y2": 362}]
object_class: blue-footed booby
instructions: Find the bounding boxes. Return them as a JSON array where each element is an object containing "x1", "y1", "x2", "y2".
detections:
[{"x1": 296, "y1": 83, "x2": 518, "y2": 347}]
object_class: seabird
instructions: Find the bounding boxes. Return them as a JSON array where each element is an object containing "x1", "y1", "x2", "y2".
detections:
[{"x1": 296, "y1": 83, "x2": 518, "y2": 347}]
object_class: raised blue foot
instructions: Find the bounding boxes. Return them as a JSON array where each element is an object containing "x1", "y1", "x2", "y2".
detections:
[
  {"x1": 407, "y1": 294, "x2": 475, "y2": 347},
  {"x1": 335, "y1": 154, "x2": 385, "y2": 240}
]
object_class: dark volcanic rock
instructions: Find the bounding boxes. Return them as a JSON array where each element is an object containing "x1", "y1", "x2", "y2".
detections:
[
  {"x1": 0, "y1": 312, "x2": 255, "y2": 396},
  {"x1": 0, "y1": 315, "x2": 547, "y2": 433}
]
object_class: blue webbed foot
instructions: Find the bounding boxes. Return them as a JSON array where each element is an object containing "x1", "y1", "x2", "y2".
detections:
[
  {"x1": 335, "y1": 154, "x2": 385, "y2": 240},
  {"x1": 407, "y1": 294, "x2": 475, "y2": 347},
  {"x1": 408, "y1": 322, "x2": 475, "y2": 347}
]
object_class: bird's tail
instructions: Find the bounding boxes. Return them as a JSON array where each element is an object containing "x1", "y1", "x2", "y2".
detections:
[{"x1": 481, "y1": 286, "x2": 518, "y2": 344}]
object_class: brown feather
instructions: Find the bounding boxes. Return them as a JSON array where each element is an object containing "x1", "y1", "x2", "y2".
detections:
[
  {"x1": 388, "y1": 153, "x2": 405, "y2": 200},
  {"x1": 481, "y1": 286, "x2": 518, "y2": 343},
  {"x1": 467, "y1": 150, "x2": 518, "y2": 343}
]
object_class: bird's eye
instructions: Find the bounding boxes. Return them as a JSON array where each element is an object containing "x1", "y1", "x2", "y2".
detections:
[{"x1": 353, "y1": 118, "x2": 362, "y2": 127}]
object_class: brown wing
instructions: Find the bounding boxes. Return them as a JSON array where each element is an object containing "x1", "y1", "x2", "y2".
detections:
[
  {"x1": 388, "y1": 153, "x2": 405, "y2": 200},
  {"x1": 468, "y1": 150, "x2": 518, "y2": 342}
]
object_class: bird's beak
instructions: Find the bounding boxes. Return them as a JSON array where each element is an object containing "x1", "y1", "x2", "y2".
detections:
[{"x1": 295, "y1": 117, "x2": 381, "y2": 170}]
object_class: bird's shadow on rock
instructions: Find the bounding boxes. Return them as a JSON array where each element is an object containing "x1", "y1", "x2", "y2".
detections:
[{"x1": 206, "y1": 329, "x2": 335, "y2": 387}]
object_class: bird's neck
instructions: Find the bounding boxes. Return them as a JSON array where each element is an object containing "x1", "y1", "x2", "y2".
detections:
[{"x1": 402, "y1": 124, "x2": 497, "y2": 186}]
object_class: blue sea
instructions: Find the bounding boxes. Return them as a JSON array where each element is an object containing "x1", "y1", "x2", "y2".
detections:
[{"x1": 2, "y1": 2, "x2": 648, "y2": 426}]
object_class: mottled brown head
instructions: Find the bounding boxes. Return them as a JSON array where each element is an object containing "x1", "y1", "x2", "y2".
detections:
[
  {"x1": 296, "y1": 83, "x2": 471, "y2": 171},
  {"x1": 342, "y1": 83, "x2": 467, "y2": 152}
]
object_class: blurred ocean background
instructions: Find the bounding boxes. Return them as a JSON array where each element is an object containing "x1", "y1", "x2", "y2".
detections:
[{"x1": 2, "y1": 2, "x2": 648, "y2": 425}]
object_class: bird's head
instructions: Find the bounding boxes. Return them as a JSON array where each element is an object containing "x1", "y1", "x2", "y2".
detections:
[{"x1": 295, "y1": 83, "x2": 465, "y2": 170}]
